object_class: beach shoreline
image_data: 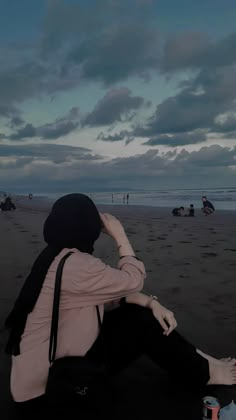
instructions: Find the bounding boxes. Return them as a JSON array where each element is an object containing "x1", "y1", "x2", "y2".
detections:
[{"x1": 12, "y1": 194, "x2": 236, "y2": 215}]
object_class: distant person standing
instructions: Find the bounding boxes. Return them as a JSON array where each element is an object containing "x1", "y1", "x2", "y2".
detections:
[
  {"x1": 201, "y1": 196, "x2": 215, "y2": 215},
  {"x1": 29, "y1": 193, "x2": 33, "y2": 200},
  {"x1": 126, "y1": 193, "x2": 129, "y2": 205},
  {"x1": 112, "y1": 193, "x2": 114, "y2": 204}
]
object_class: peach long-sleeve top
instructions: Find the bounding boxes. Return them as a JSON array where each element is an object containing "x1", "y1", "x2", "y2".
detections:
[{"x1": 11, "y1": 248, "x2": 146, "y2": 402}]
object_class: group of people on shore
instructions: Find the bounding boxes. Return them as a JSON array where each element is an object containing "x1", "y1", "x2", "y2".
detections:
[{"x1": 172, "y1": 196, "x2": 215, "y2": 217}]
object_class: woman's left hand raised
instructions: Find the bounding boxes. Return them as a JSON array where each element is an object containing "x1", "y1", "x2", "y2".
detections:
[{"x1": 150, "y1": 300, "x2": 177, "y2": 336}]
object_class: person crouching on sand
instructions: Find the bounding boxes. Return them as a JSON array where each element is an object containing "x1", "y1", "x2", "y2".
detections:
[
  {"x1": 201, "y1": 196, "x2": 215, "y2": 215},
  {"x1": 172, "y1": 206, "x2": 184, "y2": 216},
  {"x1": 5, "y1": 194, "x2": 236, "y2": 416}
]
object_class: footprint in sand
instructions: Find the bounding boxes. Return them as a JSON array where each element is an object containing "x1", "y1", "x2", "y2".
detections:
[
  {"x1": 16, "y1": 274, "x2": 23, "y2": 279},
  {"x1": 224, "y1": 248, "x2": 236, "y2": 252},
  {"x1": 179, "y1": 241, "x2": 191, "y2": 244},
  {"x1": 127, "y1": 229, "x2": 136, "y2": 235},
  {"x1": 157, "y1": 237, "x2": 166, "y2": 240},
  {"x1": 171, "y1": 287, "x2": 182, "y2": 294},
  {"x1": 201, "y1": 252, "x2": 218, "y2": 257},
  {"x1": 179, "y1": 274, "x2": 190, "y2": 278},
  {"x1": 199, "y1": 245, "x2": 210, "y2": 248}
]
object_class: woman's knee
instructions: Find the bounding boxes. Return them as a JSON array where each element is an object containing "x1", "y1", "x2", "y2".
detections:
[{"x1": 122, "y1": 304, "x2": 162, "y2": 329}]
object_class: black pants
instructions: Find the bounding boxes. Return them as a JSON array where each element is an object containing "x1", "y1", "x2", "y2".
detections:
[
  {"x1": 87, "y1": 304, "x2": 209, "y2": 385},
  {"x1": 15, "y1": 304, "x2": 209, "y2": 416}
]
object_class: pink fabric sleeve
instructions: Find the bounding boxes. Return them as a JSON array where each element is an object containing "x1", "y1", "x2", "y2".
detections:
[{"x1": 67, "y1": 254, "x2": 146, "y2": 305}]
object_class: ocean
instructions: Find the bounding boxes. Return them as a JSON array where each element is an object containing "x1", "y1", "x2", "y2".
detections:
[{"x1": 34, "y1": 187, "x2": 236, "y2": 211}]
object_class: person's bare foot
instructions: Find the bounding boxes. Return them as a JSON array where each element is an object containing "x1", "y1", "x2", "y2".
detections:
[
  {"x1": 197, "y1": 349, "x2": 236, "y2": 366},
  {"x1": 220, "y1": 357, "x2": 236, "y2": 366},
  {"x1": 207, "y1": 362, "x2": 236, "y2": 385},
  {"x1": 207, "y1": 356, "x2": 236, "y2": 367}
]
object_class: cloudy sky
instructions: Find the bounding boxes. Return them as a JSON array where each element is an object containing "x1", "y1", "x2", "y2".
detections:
[{"x1": 0, "y1": 0, "x2": 236, "y2": 192}]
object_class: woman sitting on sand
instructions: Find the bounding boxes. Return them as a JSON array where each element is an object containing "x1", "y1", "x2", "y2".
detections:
[{"x1": 5, "y1": 194, "x2": 236, "y2": 414}]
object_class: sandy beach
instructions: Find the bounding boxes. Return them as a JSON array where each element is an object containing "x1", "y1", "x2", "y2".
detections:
[{"x1": 1, "y1": 197, "x2": 236, "y2": 419}]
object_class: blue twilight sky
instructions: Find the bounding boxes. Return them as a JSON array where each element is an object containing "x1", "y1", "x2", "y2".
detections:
[{"x1": 0, "y1": 0, "x2": 236, "y2": 192}]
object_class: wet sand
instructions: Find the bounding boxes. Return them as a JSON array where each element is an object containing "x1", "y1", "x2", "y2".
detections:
[{"x1": 0, "y1": 197, "x2": 236, "y2": 419}]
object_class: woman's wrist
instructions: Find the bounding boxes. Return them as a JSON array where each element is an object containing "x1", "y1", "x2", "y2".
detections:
[
  {"x1": 114, "y1": 232, "x2": 129, "y2": 246},
  {"x1": 115, "y1": 235, "x2": 135, "y2": 257},
  {"x1": 146, "y1": 295, "x2": 159, "y2": 309}
]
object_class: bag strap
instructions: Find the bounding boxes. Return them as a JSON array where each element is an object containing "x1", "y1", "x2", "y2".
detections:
[{"x1": 49, "y1": 252, "x2": 102, "y2": 365}]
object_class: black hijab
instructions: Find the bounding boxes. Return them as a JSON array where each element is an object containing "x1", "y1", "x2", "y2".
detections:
[{"x1": 5, "y1": 193, "x2": 102, "y2": 355}]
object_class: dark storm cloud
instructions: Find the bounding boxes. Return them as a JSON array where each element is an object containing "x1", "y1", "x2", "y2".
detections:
[
  {"x1": 38, "y1": 107, "x2": 80, "y2": 139},
  {"x1": 97, "y1": 130, "x2": 133, "y2": 142},
  {"x1": 161, "y1": 32, "x2": 236, "y2": 73},
  {"x1": 1, "y1": 0, "x2": 236, "y2": 156},
  {"x1": 0, "y1": 143, "x2": 102, "y2": 166},
  {"x1": 132, "y1": 66, "x2": 236, "y2": 142},
  {"x1": 0, "y1": 62, "x2": 47, "y2": 118},
  {"x1": 143, "y1": 131, "x2": 207, "y2": 147},
  {"x1": 10, "y1": 124, "x2": 37, "y2": 140},
  {"x1": 68, "y1": 24, "x2": 159, "y2": 85},
  {"x1": 10, "y1": 116, "x2": 25, "y2": 127},
  {"x1": 8, "y1": 108, "x2": 80, "y2": 140},
  {"x1": 0, "y1": 145, "x2": 235, "y2": 190},
  {"x1": 83, "y1": 88, "x2": 146, "y2": 127}
]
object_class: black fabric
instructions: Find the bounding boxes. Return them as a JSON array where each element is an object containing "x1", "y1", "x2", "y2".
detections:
[
  {"x1": 15, "y1": 305, "x2": 210, "y2": 417},
  {"x1": 48, "y1": 252, "x2": 74, "y2": 364},
  {"x1": 87, "y1": 305, "x2": 210, "y2": 388},
  {"x1": 5, "y1": 193, "x2": 102, "y2": 356}
]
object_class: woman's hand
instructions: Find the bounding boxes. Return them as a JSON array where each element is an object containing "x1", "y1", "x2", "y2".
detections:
[
  {"x1": 150, "y1": 300, "x2": 177, "y2": 336},
  {"x1": 100, "y1": 213, "x2": 126, "y2": 241}
]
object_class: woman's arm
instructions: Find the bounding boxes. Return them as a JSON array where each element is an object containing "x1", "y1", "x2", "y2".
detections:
[
  {"x1": 124, "y1": 291, "x2": 154, "y2": 307},
  {"x1": 124, "y1": 292, "x2": 178, "y2": 336}
]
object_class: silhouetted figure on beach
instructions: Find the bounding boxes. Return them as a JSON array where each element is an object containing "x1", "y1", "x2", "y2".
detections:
[
  {"x1": 29, "y1": 193, "x2": 33, "y2": 200},
  {"x1": 1, "y1": 196, "x2": 16, "y2": 211},
  {"x1": 185, "y1": 204, "x2": 195, "y2": 217},
  {"x1": 112, "y1": 193, "x2": 114, "y2": 203},
  {"x1": 172, "y1": 206, "x2": 184, "y2": 216},
  {"x1": 201, "y1": 196, "x2": 215, "y2": 216},
  {"x1": 126, "y1": 193, "x2": 129, "y2": 205}
]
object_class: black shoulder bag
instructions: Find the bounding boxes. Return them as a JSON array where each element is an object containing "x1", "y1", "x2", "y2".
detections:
[{"x1": 45, "y1": 252, "x2": 107, "y2": 407}]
